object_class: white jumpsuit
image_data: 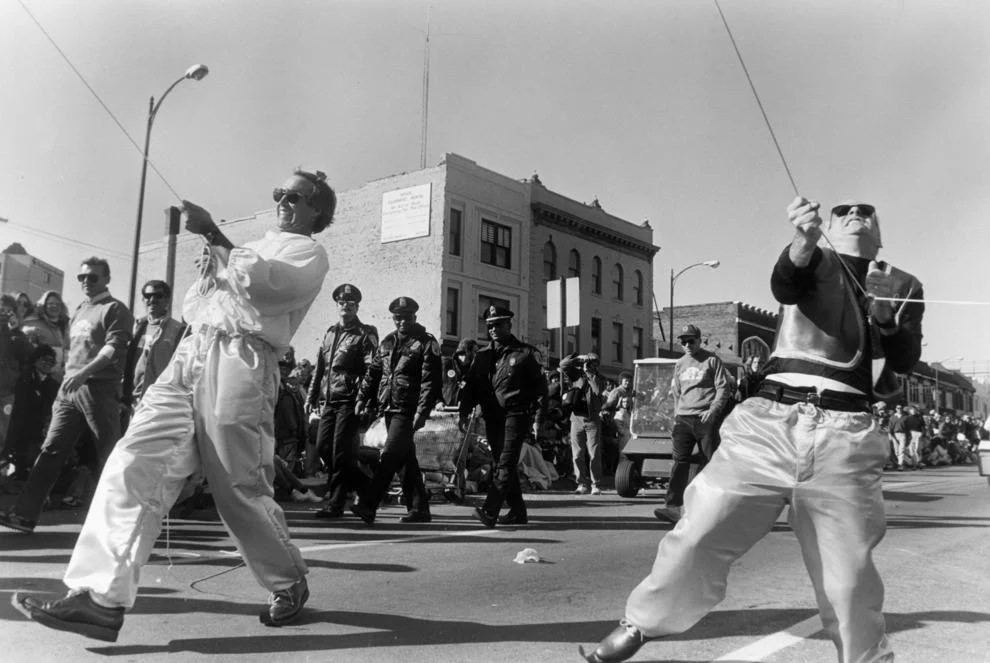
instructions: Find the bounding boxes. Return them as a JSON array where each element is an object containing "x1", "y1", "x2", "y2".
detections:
[{"x1": 64, "y1": 230, "x2": 329, "y2": 607}]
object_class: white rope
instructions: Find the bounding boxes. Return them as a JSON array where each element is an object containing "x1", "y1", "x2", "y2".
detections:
[{"x1": 873, "y1": 297, "x2": 990, "y2": 306}]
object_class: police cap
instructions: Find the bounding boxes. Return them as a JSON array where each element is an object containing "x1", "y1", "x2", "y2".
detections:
[
  {"x1": 484, "y1": 305, "x2": 514, "y2": 323},
  {"x1": 332, "y1": 283, "x2": 362, "y2": 303},
  {"x1": 389, "y1": 296, "x2": 419, "y2": 315}
]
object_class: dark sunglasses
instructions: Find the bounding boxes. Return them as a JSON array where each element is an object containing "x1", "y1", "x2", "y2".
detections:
[
  {"x1": 393, "y1": 314, "x2": 414, "y2": 321},
  {"x1": 831, "y1": 204, "x2": 875, "y2": 218},
  {"x1": 77, "y1": 273, "x2": 101, "y2": 284},
  {"x1": 679, "y1": 337, "x2": 698, "y2": 345},
  {"x1": 272, "y1": 188, "x2": 310, "y2": 205},
  {"x1": 143, "y1": 292, "x2": 167, "y2": 300}
]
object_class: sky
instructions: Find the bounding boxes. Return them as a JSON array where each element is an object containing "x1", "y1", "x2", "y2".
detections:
[{"x1": 2, "y1": 0, "x2": 988, "y2": 378}]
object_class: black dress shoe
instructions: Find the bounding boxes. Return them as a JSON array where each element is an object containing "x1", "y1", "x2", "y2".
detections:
[
  {"x1": 314, "y1": 506, "x2": 344, "y2": 519},
  {"x1": 399, "y1": 511, "x2": 432, "y2": 523},
  {"x1": 497, "y1": 511, "x2": 528, "y2": 525},
  {"x1": 579, "y1": 619, "x2": 651, "y2": 662},
  {"x1": 473, "y1": 507, "x2": 497, "y2": 528},
  {"x1": 350, "y1": 503, "x2": 376, "y2": 526},
  {"x1": 12, "y1": 590, "x2": 124, "y2": 642},
  {"x1": 260, "y1": 578, "x2": 309, "y2": 627},
  {"x1": 0, "y1": 511, "x2": 36, "y2": 533}
]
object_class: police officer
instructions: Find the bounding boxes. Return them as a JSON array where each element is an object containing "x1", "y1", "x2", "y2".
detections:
[
  {"x1": 460, "y1": 306, "x2": 547, "y2": 527},
  {"x1": 351, "y1": 296, "x2": 442, "y2": 525},
  {"x1": 308, "y1": 283, "x2": 379, "y2": 519}
]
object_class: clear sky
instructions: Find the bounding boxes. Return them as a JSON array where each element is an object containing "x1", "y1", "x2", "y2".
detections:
[{"x1": 2, "y1": 0, "x2": 987, "y2": 377}]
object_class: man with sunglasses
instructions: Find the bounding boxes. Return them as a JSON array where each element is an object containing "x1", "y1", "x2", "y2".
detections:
[
  {"x1": 460, "y1": 306, "x2": 546, "y2": 527},
  {"x1": 1, "y1": 257, "x2": 133, "y2": 535},
  {"x1": 653, "y1": 324, "x2": 731, "y2": 524},
  {"x1": 308, "y1": 283, "x2": 379, "y2": 520},
  {"x1": 121, "y1": 280, "x2": 185, "y2": 426},
  {"x1": 12, "y1": 170, "x2": 333, "y2": 641},
  {"x1": 584, "y1": 199, "x2": 922, "y2": 663},
  {"x1": 351, "y1": 296, "x2": 442, "y2": 525}
]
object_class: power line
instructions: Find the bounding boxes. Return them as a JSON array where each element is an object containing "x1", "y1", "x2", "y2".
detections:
[{"x1": 1, "y1": 217, "x2": 130, "y2": 260}]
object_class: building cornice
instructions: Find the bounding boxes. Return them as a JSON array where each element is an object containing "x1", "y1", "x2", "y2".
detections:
[{"x1": 531, "y1": 202, "x2": 660, "y2": 261}]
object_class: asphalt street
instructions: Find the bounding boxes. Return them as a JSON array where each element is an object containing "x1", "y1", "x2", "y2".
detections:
[{"x1": 2, "y1": 465, "x2": 989, "y2": 663}]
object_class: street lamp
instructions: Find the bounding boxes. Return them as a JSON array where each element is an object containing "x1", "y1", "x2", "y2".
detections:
[
  {"x1": 932, "y1": 356, "x2": 964, "y2": 415},
  {"x1": 669, "y1": 259, "x2": 720, "y2": 351},
  {"x1": 128, "y1": 64, "x2": 209, "y2": 311}
]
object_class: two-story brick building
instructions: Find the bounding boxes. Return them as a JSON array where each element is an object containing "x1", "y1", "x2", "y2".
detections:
[{"x1": 136, "y1": 153, "x2": 659, "y2": 378}]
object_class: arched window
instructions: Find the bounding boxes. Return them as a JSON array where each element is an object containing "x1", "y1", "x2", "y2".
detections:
[
  {"x1": 633, "y1": 269, "x2": 644, "y2": 306},
  {"x1": 568, "y1": 249, "x2": 581, "y2": 278},
  {"x1": 612, "y1": 263, "x2": 624, "y2": 300},
  {"x1": 592, "y1": 256, "x2": 602, "y2": 294},
  {"x1": 543, "y1": 241, "x2": 556, "y2": 280}
]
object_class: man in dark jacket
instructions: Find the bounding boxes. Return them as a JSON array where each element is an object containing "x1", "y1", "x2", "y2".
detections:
[
  {"x1": 307, "y1": 283, "x2": 378, "y2": 519},
  {"x1": 460, "y1": 306, "x2": 546, "y2": 527},
  {"x1": 351, "y1": 296, "x2": 441, "y2": 525},
  {"x1": 441, "y1": 338, "x2": 477, "y2": 408}
]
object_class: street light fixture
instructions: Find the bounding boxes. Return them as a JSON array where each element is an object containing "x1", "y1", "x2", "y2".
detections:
[
  {"x1": 127, "y1": 64, "x2": 209, "y2": 311},
  {"x1": 669, "y1": 259, "x2": 720, "y2": 351},
  {"x1": 932, "y1": 356, "x2": 964, "y2": 415}
]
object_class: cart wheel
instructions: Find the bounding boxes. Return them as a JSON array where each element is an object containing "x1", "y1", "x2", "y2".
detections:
[{"x1": 615, "y1": 458, "x2": 641, "y2": 498}]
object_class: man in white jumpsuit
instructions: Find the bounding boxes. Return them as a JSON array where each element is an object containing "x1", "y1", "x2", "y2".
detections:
[
  {"x1": 583, "y1": 198, "x2": 923, "y2": 663},
  {"x1": 12, "y1": 169, "x2": 333, "y2": 642}
]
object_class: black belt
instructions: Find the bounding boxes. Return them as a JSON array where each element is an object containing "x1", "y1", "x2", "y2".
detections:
[{"x1": 755, "y1": 381, "x2": 871, "y2": 413}]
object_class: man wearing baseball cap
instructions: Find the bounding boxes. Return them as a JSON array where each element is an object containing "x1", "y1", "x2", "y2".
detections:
[
  {"x1": 308, "y1": 283, "x2": 378, "y2": 520},
  {"x1": 459, "y1": 305, "x2": 546, "y2": 527},
  {"x1": 351, "y1": 296, "x2": 441, "y2": 525},
  {"x1": 653, "y1": 323, "x2": 731, "y2": 524}
]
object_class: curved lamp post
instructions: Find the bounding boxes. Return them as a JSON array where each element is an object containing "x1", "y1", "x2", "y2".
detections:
[
  {"x1": 669, "y1": 260, "x2": 720, "y2": 351},
  {"x1": 128, "y1": 64, "x2": 209, "y2": 311}
]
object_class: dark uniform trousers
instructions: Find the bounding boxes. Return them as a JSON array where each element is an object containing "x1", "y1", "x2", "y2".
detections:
[
  {"x1": 483, "y1": 410, "x2": 531, "y2": 517},
  {"x1": 361, "y1": 412, "x2": 430, "y2": 515},
  {"x1": 666, "y1": 414, "x2": 718, "y2": 508},
  {"x1": 316, "y1": 401, "x2": 368, "y2": 509}
]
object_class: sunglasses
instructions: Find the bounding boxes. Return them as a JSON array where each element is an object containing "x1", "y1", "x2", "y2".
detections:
[
  {"x1": 272, "y1": 188, "x2": 310, "y2": 205},
  {"x1": 393, "y1": 314, "x2": 414, "y2": 322},
  {"x1": 679, "y1": 337, "x2": 698, "y2": 345},
  {"x1": 143, "y1": 292, "x2": 167, "y2": 300},
  {"x1": 831, "y1": 204, "x2": 875, "y2": 218},
  {"x1": 77, "y1": 273, "x2": 101, "y2": 284}
]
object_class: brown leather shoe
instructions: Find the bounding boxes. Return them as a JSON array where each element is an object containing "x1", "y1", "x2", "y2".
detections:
[
  {"x1": 579, "y1": 619, "x2": 651, "y2": 662},
  {"x1": 12, "y1": 590, "x2": 124, "y2": 642},
  {"x1": 260, "y1": 578, "x2": 309, "y2": 627}
]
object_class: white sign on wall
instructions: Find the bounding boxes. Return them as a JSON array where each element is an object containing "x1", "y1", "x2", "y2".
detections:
[{"x1": 381, "y1": 183, "x2": 432, "y2": 243}]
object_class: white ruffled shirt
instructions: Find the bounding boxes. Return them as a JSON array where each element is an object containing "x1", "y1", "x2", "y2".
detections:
[{"x1": 184, "y1": 230, "x2": 329, "y2": 353}]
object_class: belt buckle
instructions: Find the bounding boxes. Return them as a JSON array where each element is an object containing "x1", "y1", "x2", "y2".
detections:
[{"x1": 805, "y1": 391, "x2": 821, "y2": 406}]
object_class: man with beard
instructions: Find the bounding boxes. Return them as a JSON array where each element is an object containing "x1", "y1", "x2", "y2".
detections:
[
  {"x1": 459, "y1": 306, "x2": 546, "y2": 527},
  {"x1": 351, "y1": 296, "x2": 441, "y2": 525}
]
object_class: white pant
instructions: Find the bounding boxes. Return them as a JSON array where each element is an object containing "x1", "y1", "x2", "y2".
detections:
[
  {"x1": 64, "y1": 329, "x2": 307, "y2": 607},
  {"x1": 625, "y1": 397, "x2": 893, "y2": 663},
  {"x1": 894, "y1": 431, "x2": 921, "y2": 467}
]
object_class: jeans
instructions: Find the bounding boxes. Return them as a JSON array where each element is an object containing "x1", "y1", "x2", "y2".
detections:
[
  {"x1": 570, "y1": 414, "x2": 602, "y2": 488},
  {"x1": 15, "y1": 380, "x2": 121, "y2": 522},
  {"x1": 666, "y1": 414, "x2": 717, "y2": 507}
]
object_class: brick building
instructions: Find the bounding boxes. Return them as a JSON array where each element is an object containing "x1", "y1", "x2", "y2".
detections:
[
  {"x1": 0, "y1": 243, "x2": 64, "y2": 303},
  {"x1": 658, "y1": 301, "x2": 778, "y2": 363},
  {"x1": 136, "y1": 153, "x2": 658, "y2": 377}
]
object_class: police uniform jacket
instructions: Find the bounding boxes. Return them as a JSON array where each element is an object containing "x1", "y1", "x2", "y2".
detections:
[
  {"x1": 308, "y1": 318, "x2": 378, "y2": 407},
  {"x1": 459, "y1": 335, "x2": 547, "y2": 421},
  {"x1": 359, "y1": 322, "x2": 441, "y2": 419}
]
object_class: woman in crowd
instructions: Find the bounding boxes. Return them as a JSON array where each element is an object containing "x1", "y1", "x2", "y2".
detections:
[{"x1": 20, "y1": 291, "x2": 70, "y2": 382}]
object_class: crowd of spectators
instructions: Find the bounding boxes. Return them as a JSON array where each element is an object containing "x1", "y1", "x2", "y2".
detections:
[{"x1": 873, "y1": 402, "x2": 986, "y2": 470}]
